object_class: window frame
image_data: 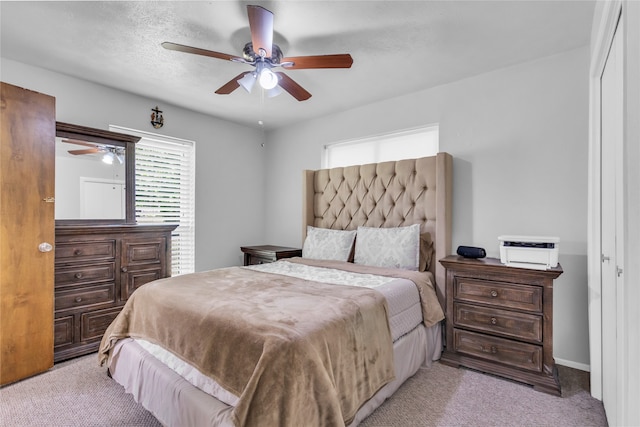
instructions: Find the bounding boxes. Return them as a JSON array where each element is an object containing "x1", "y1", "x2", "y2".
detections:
[
  {"x1": 110, "y1": 125, "x2": 196, "y2": 276},
  {"x1": 322, "y1": 124, "x2": 439, "y2": 169}
]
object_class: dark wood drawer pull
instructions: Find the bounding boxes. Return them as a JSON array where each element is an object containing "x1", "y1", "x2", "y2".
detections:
[
  {"x1": 74, "y1": 297, "x2": 82, "y2": 303},
  {"x1": 482, "y1": 345, "x2": 498, "y2": 354},
  {"x1": 74, "y1": 249, "x2": 82, "y2": 256},
  {"x1": 490, "y1": 317, "x2": 497, "y2": 325},
  {"x1": 74, "y1": 273, "x2": 83, "y2": 279},
  {"x1": 490, "y1": 290, "x2": 498, "y2": 298}
]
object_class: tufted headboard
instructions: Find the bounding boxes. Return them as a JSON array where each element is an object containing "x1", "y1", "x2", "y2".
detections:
[{"x1": 302, "y1": 152, "x2": 453, "y2": 307}]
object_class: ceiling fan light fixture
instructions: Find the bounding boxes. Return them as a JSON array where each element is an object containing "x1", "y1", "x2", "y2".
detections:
[
  {"x1": 238, "y1": 72, "x2": 257, "y2": 93},
  {"x1": 266, "y1": 85, "x2": 283, "y2": 98},
  {"x1": 259, "y1": 68, "x2": 278, "y2": 90},
  {"x1": 102, "y1": 151, "x2": 115, "y2": 165}
]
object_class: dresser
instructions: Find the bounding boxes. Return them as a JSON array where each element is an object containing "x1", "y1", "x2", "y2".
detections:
[
  {"x1": 439, "y1": 256, "x2": 563, "y2": 395},
  {"x1": 241, "y1": 245, "x2": 302, "y2": 266},
  {"x1": 54, "y1": 224, "x2": 176, "y2": 362}
]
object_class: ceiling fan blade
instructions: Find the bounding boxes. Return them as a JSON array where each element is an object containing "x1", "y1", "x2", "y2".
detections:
[
  {"x1": 275, "y1": 72, "x2": 311, "y2": 101},
  {"x1": 61, "y1": 138, "x2": 96, "y2": 147},
  {"x1": 162, "y1": 41, "x2": 240, "y2": 62},
  {"x1": 281, "y1": 54, "x2": 353, "y2": 69},
  {"x1": 247, "y1": 5, "x2": 273, "y2": 58},
  {"x1": 68, "y1": 148, "x2": 100, "y2": 155},
  {"x1": 215, "y1": 72, "x2": 251, "y2": 95}
]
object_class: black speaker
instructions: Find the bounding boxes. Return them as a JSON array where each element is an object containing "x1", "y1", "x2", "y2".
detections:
[{"x1": 456, "y1": 245, "x2": 486, "y2": 259}]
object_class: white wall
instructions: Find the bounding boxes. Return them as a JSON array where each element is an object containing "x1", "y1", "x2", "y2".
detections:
[
  {"x1": 1, "y1": 46, "x2": 592, "y2": 367},
  {"x1": 263, "y1": 47, "x2": 591, "y2": 368},
  {"x1": 1, "y1": 58, "x2": 266, "y2": 271}
]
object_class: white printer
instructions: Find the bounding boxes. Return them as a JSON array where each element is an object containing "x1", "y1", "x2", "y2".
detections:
[{"x1": 498, "y1": 235, "x2": 559, "y2": 270}]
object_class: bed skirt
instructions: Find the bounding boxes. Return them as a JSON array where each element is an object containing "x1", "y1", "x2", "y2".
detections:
[{"x1": 107, "y1": 322, "x2": 441, "y2": 427}]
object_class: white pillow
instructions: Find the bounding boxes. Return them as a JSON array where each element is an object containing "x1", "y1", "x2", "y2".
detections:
[
  {"x1": 302, "y1": 226, "x2": 356, "y2": 262},
  {"x1": 354, "y1": 224, "x2": 421, "y2": 270}
]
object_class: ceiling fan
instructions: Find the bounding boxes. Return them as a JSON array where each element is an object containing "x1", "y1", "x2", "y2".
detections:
[
  {"x1": 161, "y1": 5, "x2": 353, "y2": 101},
  {"x1": 63, "y1": 139, "x2": 124, "y2": 164}
]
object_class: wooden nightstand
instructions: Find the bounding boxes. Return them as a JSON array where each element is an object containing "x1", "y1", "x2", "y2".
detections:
[
  {"x1": 240, "y1": 245, "x2": 302, "y2": 266},
  {"x1": 439, "y1": 255, "x2": 563, "y2": 395}
]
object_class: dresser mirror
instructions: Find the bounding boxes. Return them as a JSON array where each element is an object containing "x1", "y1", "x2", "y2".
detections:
[{"x1": 55, "y1": 122, "x2": 139, "y2": 224}]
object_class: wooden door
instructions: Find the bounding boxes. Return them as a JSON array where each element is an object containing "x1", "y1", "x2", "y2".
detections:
[
  {"x1": 0, "y1": 82, "x2": 56, "y2": 385},
  {"x1": 600, "y1": 16, "x2": 624, "y2": 426}
]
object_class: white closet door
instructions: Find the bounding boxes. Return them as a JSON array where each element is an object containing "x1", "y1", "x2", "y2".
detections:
[{"x1": 600, "y1": 14, "x2": 624, "y2": 427}]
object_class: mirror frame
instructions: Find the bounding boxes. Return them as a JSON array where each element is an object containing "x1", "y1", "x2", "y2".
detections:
[{"x1": 55, "y1": 122, "x2": 140, "y2": 225}]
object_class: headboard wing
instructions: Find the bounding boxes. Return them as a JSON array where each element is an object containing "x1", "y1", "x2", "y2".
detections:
[{"x1": 303, "y1": 152, "x2": 452, "y2": 307}]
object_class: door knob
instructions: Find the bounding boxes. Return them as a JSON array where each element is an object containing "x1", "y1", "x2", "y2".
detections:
[{"x1": 38, "y1": 242, "x2": 53, "y2": 252}]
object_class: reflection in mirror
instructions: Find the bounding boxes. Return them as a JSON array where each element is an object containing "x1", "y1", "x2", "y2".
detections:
[{"x1": 55, "y1": 137, "x2": 126, "y2": 219}]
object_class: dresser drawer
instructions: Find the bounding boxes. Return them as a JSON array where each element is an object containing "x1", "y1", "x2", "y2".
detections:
[
  {"x1": 453, "y1": 329, "x2": 542, "y2": 372},
  {"x1": 454, "y1": 277, "x2": 542, "y2": 312},
  {"x1": 454, "y1": 302, "x2": 543, "y2": 343},
  {"x1": 55, "y1": 262, "x2": 116, "y2": 287},
  {"x1": 55, "y1": 283, "x2": 116, "y2": 311},
  {"x1": 121, "y1": 266, "x2": 163, "y2": 301},
  {"x1": 122, "y1": 238, "x2": 165, "y2": 266},
  {"x1": 55, "y1": 240, "x2": 116, "y2": 262},
  {"x1": 54, "y1": 316, "x2": 74, "y2": 348},
  {"x1": 81, "y1": 307, "x2": 122, "y2": 342}
]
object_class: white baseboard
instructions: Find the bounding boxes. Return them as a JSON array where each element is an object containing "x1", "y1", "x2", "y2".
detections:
[{"x1": 555, "y1": 357, "x2": 590, "y2": 372}]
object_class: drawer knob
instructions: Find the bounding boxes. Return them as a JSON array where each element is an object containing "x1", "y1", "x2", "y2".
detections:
[
  {"x1": 490, "y1": 290, "x2": 498, "y2": 298},
  {"x1": 121, "y1": 267, "x2": 128, "y2": 273},
  {"x1": 482, "y1": 344, "x2": 498, "y2": 354},
  {"x1": 74, "y1": 249, "x2": 82, "y2": 256},
  {"x1": 490, "y1": 317, "x2": 497, "y2": 325},
  {"x1": 74, "y1": 272, "x2": 83, "y2": 279},
  {"x1": 74, "y1": 297, "x2": 82, "y2": 303}
]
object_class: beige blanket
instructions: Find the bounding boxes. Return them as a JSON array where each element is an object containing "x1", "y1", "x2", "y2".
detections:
[
  {"x1": 285, "y1": 257, "x2": 445, "y2": 327},
  {"x1": 99, "y1": 262, "x2": 397, "y2": 427}
]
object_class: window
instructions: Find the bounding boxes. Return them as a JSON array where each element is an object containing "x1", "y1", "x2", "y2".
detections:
[
  {"x1": 323, "y1": 125, "x2": 439, "y2": 169},
  {"x1": 110, "y1": 126, "x2": 195, "y2": 276}
]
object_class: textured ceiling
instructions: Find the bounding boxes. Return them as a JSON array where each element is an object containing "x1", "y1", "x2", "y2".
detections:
[{"x1": 0, "y1": 1, "x2": 595, "y2": 130}]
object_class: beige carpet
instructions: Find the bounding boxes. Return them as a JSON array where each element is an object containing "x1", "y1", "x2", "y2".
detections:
[{"x1": 0, "y1": 354, "x2": 607, "y2": 426}]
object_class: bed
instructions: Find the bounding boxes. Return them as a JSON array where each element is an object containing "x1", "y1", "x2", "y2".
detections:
[{"x1": 99, "y1": 152, "x2": 453, "y2": 427}]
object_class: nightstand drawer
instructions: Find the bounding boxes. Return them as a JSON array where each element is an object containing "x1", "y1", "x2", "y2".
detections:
[
  {"x1": 453, "y1": 329, "x2": 542, "y2": 372},
  {"x1": 246, "y1": 255, "x2": 272, "y2": 265},
  {"x1": 454, "y1": 277, "x2": 542, "y2": 312},
  {"x1": 454, "y1": 302, "x2": 543, "y2": 342},
  {"x1": 241, "y1": 245, "x2": 302, "y2": 266}
]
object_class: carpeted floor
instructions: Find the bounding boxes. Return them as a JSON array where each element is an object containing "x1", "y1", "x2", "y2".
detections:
[{"x1": 0, "y1": 354, "x2": 607, "y2": 426}]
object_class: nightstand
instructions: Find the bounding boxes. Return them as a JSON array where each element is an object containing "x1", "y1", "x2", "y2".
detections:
[
  {"x1": 240, "y1": 245, "x2": 302, "y2": 266},
  {"x1": 439, "y1": 255, "x2": 563, "y2": 395}
]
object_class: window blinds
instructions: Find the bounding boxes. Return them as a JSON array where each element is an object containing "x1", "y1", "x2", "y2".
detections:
[{"x1": 134, "y1": 135, "x2": 196, "y2": 276}]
